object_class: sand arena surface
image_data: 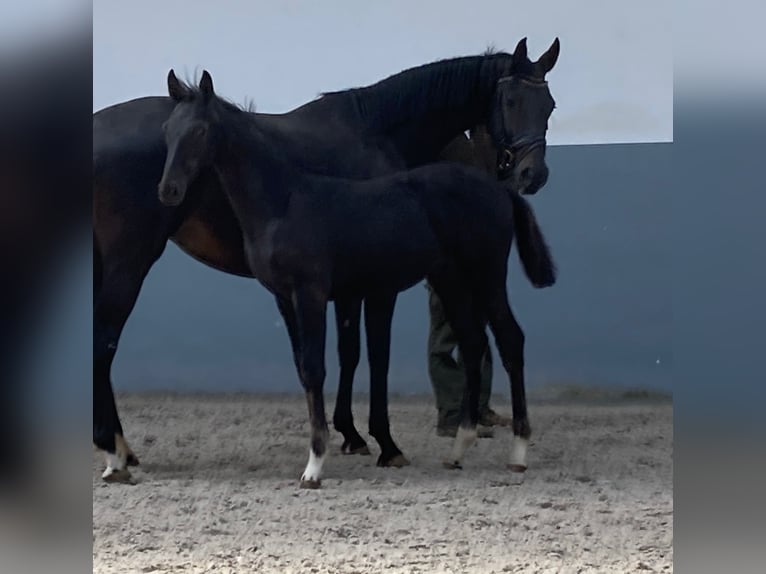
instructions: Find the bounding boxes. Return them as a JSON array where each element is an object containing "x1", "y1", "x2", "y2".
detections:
[{"x1": 93, "y1": 393, "x2": 672, "y2": 573}]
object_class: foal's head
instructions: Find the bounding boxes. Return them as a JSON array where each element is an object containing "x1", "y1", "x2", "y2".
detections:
[
  {"x1": 158, "y1": 70, "x2": 224, "y2": 207},
  {"x1": 488, "y1": 37, "x2": 559, "y2": 195}
]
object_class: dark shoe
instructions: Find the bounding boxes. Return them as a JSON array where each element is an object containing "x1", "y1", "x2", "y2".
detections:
[
  {"x1": 479, "y1": 408, "x2": 512, "y2": 427},
  {"x1": 436, "y1": 424, "x2": 494, "y2": 438}
]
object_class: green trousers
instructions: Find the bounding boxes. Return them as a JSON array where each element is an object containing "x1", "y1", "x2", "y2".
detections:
[{"x1": 426, "y1": 284, "x2": 493, "y2": 423}]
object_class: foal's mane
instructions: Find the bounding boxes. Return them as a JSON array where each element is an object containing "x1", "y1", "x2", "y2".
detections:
[{"x1": 173, "y1": 72, "x2": 257, "y2": 113}]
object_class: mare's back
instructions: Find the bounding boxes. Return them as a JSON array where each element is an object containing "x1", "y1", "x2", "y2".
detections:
[{"x1": 94, "y1": 97, "x2": 175, "y2": 159}]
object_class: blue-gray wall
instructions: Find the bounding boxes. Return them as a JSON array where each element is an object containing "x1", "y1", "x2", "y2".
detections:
[{"x1": 111, "y1": 142, "x2": 673, "y2": 395}]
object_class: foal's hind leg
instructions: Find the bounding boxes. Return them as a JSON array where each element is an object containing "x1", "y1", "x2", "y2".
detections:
[
  {"x1": 332, "y1": 297, "x2": 370, "y2": 455},
  {"x1": 364, "y1": 292, "x2": 409, "y2": 467},
  {"x1": 428, "y1": 273, "x2": 485, "y2": 469},
  {"x1": 485, "y1": 285, "x2": 531, "y2": 479}
]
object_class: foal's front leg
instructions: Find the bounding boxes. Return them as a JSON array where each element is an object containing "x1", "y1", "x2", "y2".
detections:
[{"x1": 279, "y1": 288, "x2": 331, "y2": 488}]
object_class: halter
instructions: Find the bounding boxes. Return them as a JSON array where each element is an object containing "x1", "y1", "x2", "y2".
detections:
[{"x1": 494, "y1": 75, "x2": 548, "y2": 167}]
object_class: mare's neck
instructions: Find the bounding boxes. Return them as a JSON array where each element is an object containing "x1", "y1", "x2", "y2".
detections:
[{"x1": 350, "y1": 54, "x2": 512, "y2": 164}]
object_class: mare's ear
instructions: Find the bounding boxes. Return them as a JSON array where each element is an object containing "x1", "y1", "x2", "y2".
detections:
[
  {"x1": 199, "y1": 70, "x2": 215, "y2": 103},
  {"x1": 512, "y1": 37, "x2": 528, "y2": 62},
  {"x1": 536, "y1": 38, "x2": 560, "y2": 75},
  {"x1": 167, "y1": 69, "x2": 188, "y2": 101}
]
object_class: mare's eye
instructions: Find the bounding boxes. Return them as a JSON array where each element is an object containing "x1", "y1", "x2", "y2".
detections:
[{"x1": 195, "y1": 125, "x2": 207, "y2": 137}]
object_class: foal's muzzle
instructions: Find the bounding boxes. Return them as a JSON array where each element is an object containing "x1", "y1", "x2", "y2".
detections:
[{"x1": 157, "y1": 180, "x2": 184, "y2": 207}]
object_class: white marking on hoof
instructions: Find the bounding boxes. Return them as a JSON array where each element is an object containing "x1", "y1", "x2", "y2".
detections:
[
  {"x1": 115, "y1": 434, "x2": 138, "y2": 464},
  {"x1": 509, "y1": 436, "x2": 529, "y2": 471},
  {"x1": 449, "y1": 426, "x2": 478, "y2": 467},
  {"x1": 100, "y1": 433, "x2": 134, "y2": 481},
  {"x1": 102, "y1": 448, "x2": 133, "y2": 483},
  {"x1": 300, "y1": 449, "x2": 325, "y2": 485}
]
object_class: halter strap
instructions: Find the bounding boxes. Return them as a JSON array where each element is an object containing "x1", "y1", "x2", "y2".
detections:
[{"x1": 496, "y1": 75, "x2": 548, "y2": 87}]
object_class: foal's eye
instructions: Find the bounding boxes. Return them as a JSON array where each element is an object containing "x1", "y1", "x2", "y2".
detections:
[{"x1": 195, "y1": 125, "x2": 207, "y2": 137}]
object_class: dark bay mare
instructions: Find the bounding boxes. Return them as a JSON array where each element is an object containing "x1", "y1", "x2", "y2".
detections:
[
  {"x1": 94, "y1": 38, "x2": 560, "y2": 480},
  {"x1": 158, "y1": 71, "x2": 556, "y2": 487}
]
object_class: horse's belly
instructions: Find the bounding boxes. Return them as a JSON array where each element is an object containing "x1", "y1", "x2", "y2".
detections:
[{"x1": 331, "y1": 243, "x2": 440, "y2": 297}]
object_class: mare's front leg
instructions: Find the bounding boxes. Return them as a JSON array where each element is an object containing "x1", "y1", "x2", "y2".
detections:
[
  {"x1": 94, "y1": 238, "x2": 166, "y2": 482},
  {"x1": 365, "y1": 292, "x2": 409, "y2": 467},
  {"x1": 331, "y1": 297, "x2": 370, "y2": 455},
  {"x1": 278, "y1": 288, "x2": 331, "y2": 488}
]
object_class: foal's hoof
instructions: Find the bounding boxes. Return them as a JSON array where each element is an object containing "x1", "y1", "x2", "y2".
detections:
[
  {"x1": 126, "y1": 453, "x2": 140, "y2": 467},
  {"x1": 299, "y1": 478, "x2": 322, "y2": 490},
  {"x1": 341, "y1": 440, "x2": 371, "y2": 456},
  {"x1": 507, "y1": 464, "x2": 527, "y2": 485},
  {"x1": 442, "y1": 460, "x2": 463, "y2": 470},
  {"x1": 101, "y1": 467, "x2": 134, "y2": 484},
  {"x1": 377, "y1": 453, "x2": 410, "y2": 468}
]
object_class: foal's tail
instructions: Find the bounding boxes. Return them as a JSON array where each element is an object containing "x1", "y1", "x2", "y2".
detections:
[{"x1": 509, "y1": 192, "x2": 557, "y2": 288}]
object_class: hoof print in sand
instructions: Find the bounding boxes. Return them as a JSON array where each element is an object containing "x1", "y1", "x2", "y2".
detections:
[{"x1": 378, "y1": 454, "x2": 410, "y2": 468}]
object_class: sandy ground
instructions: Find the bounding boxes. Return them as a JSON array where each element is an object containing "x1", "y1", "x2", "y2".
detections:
[{"x1": 93, "y1": 393, "x2": 672, "y2": 573}]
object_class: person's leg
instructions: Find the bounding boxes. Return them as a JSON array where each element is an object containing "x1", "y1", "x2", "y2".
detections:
[
  {"x1": 457, "y1": 340, "x2": 492, "y2": 413},
  {"x1": 427, "y1": 284, "x2": 463, "y2": 429}
]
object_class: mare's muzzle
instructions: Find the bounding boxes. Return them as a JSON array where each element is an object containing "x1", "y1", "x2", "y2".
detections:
[{"x1": 496, "y1": 135, "x2": 547, "y2": 194}]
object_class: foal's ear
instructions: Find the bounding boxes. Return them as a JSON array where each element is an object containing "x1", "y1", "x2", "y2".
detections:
[
  {"x1": 536, "y1": 38, "x2": 560, "y2": 75},
  {"x1": 167, "y1": 69, "x2": 188, "y2": 101},
  {"x1": 512, "y1": 37, "x2": 528, "y2": 62},
  {"x1": 199, "y1": 70, "x2": 215, "y2": 102}
]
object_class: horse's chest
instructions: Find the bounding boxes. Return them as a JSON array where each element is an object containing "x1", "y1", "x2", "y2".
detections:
[{"x1": 244, "y1": 222, "x2": 316, "y2": 294}]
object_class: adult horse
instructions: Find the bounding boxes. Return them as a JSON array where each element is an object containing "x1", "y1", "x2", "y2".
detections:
[
  {"x1": 158, "y1": 70, "x2": 556, "y2": 487},
  {"x1": 94, "y1": 38, "x2": 560, "y2": 480}
]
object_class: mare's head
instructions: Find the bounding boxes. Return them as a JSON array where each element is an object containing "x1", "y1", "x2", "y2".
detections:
[
  {"x1": 158, "y1": 70, "x2": 224, "y2": 207},
  {"x1": 488, "y1": 37, "x2": 559, "y2": 195}
]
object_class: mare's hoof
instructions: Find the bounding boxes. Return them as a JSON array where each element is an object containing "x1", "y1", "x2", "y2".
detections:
[
  {"x1": 299, "y1": 478, "x2": 321, "y2": 489},
  {"x1": 442, "y1": 460, "x2": 463, "y2": 470},
  {"x1": 101, "y1": 467, "x2": 134, "y2": 484},
  {"x1": 378, "y1": 453, "x2": 410, "y2": 468},
  {"x1": 341, "y1": 441, "x2": 371, "y2": 456},
  {"x1": 126, "y1": 453, "x2": 140, "y2": 467}
]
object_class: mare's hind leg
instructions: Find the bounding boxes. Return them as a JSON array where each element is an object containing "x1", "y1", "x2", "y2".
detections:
[
  {"x1": 484, "y1": 283, "x2": 531, "y2": 479},
  {"x1": 331, "y1": 297, "x2": 370, "y2": 455},
  {"x1": 94, "y1": 245, "x2": 165, "y2": 481},
  {"x1": 364, "y1": 292, "x2": 409, "y2": 467},
  {"x1": 279, "y1": 287, "x2": 330, "y2": 488},
  {"x1": 427, "y1": 272, "x2": 486, "y2": 469}
]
